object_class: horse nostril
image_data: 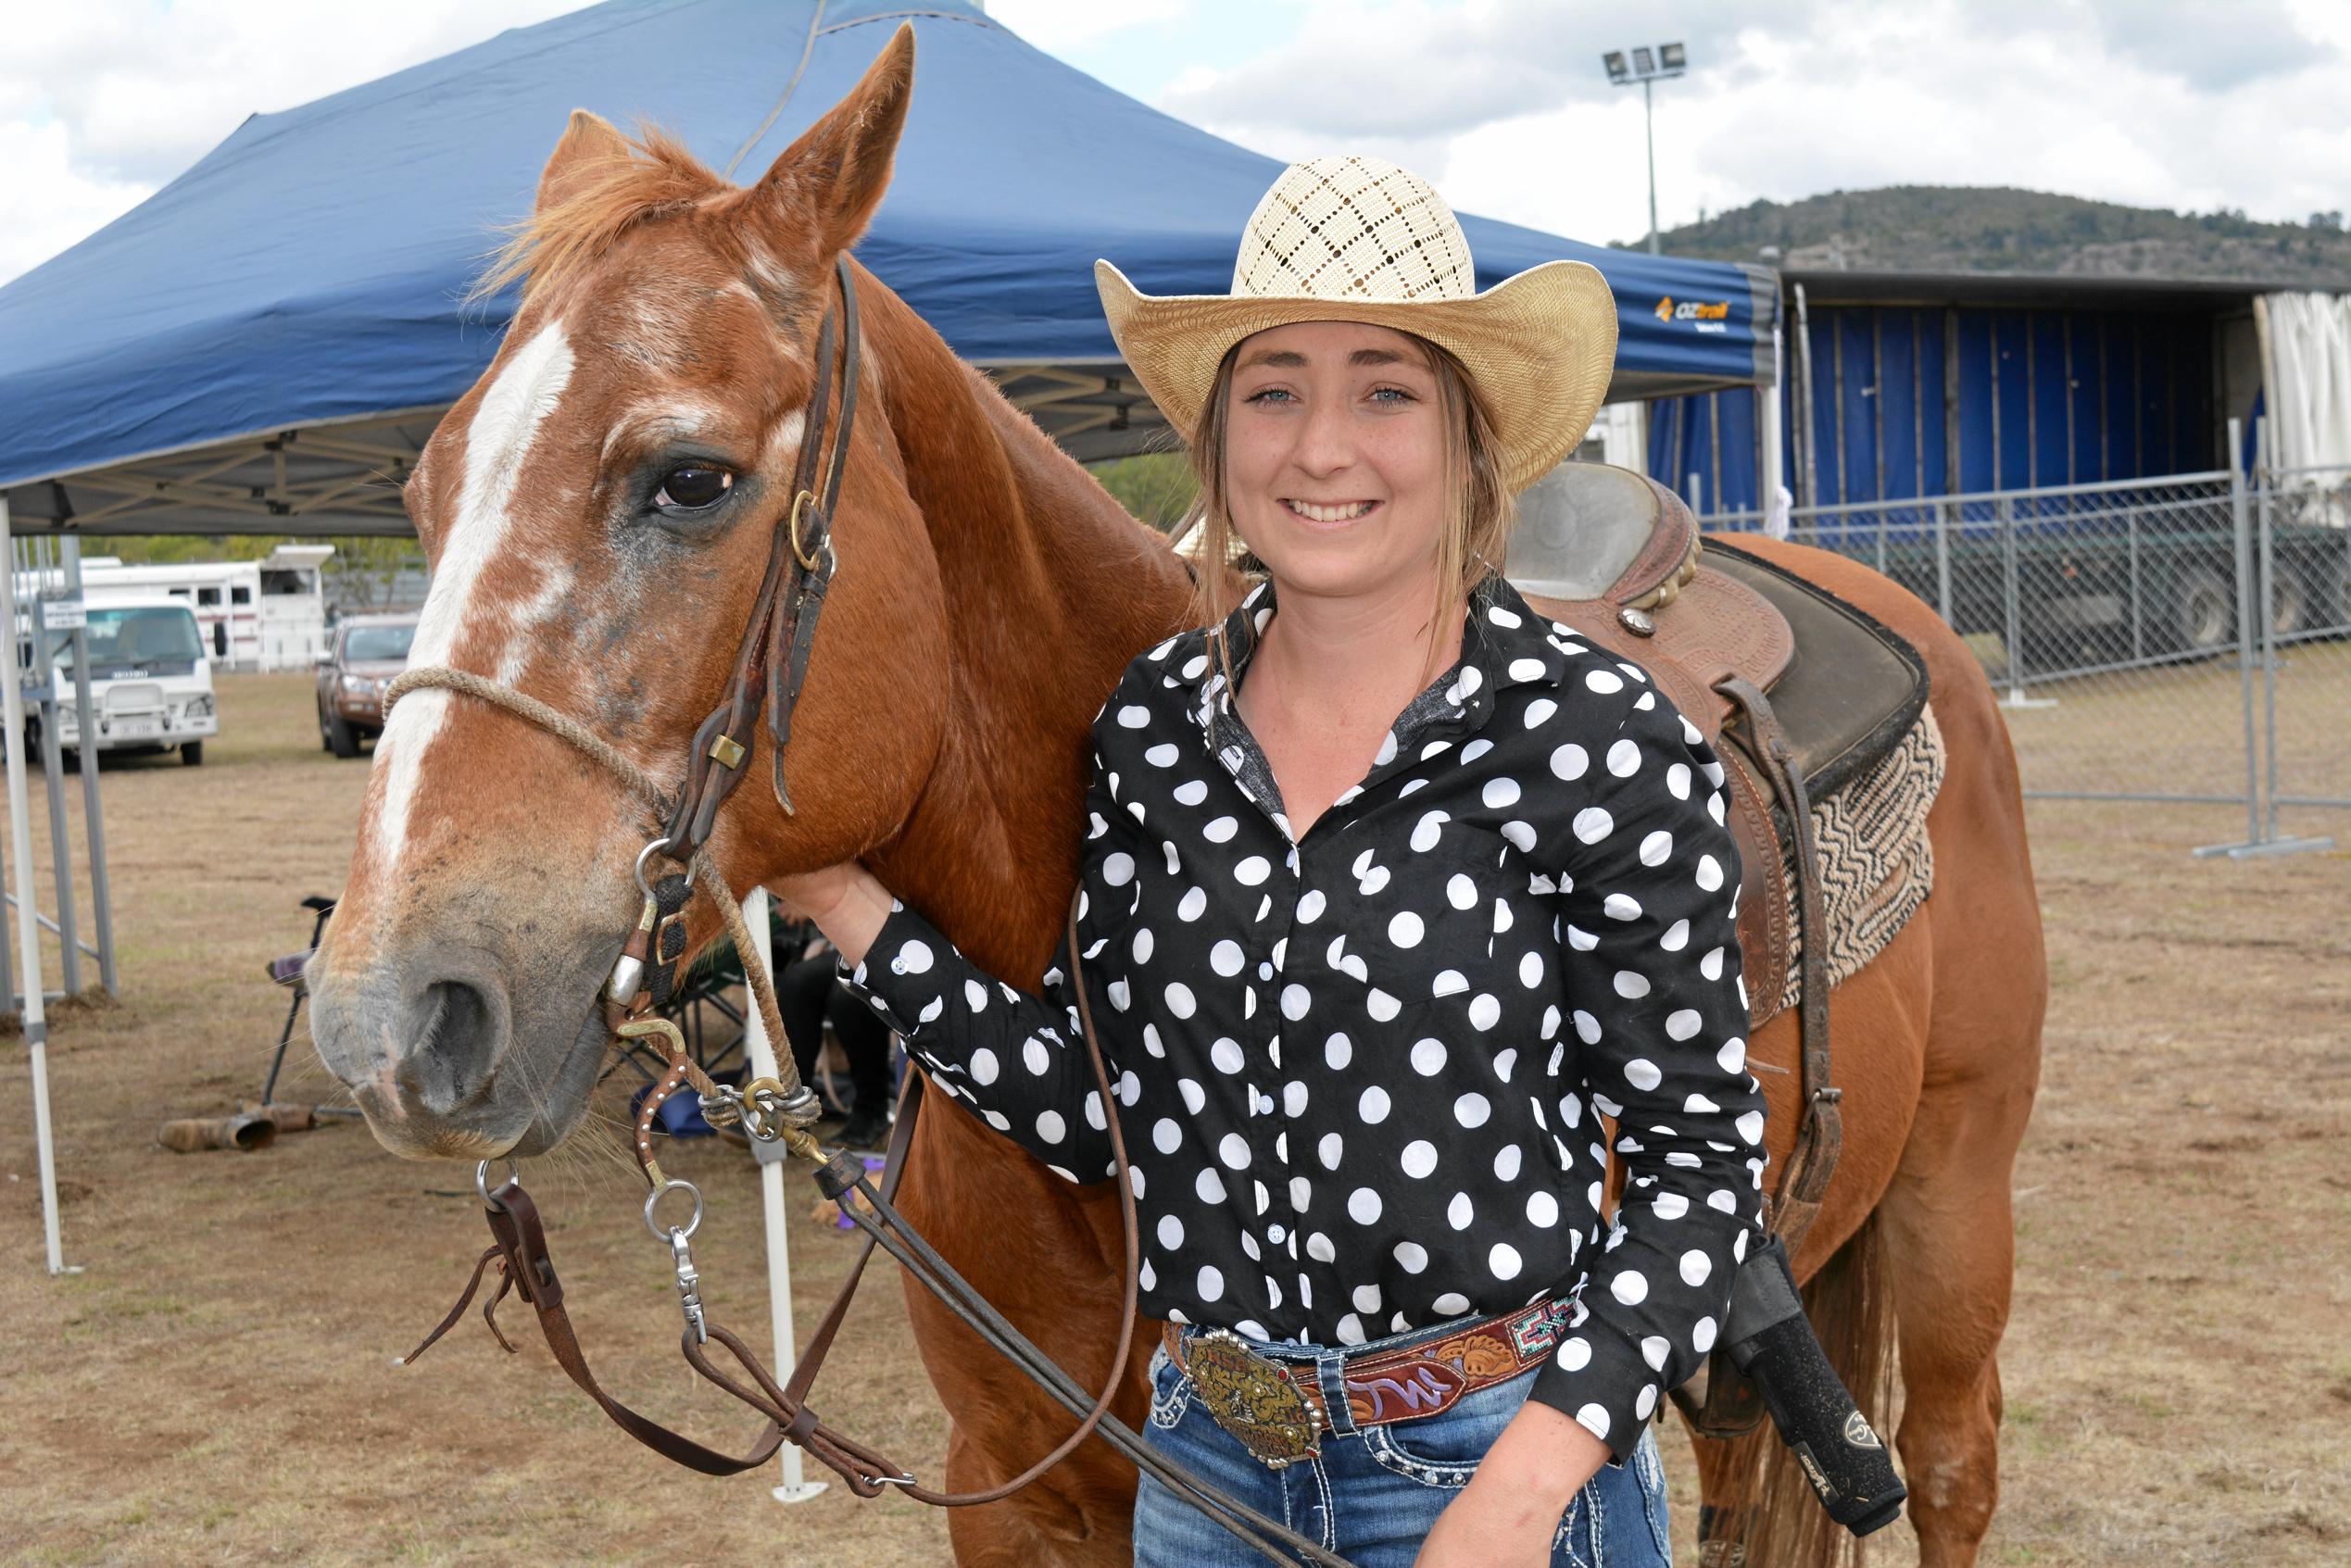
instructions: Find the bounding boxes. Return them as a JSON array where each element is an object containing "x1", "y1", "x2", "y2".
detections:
[{"x1": 399, "y1": 978, "x2": 500, "y2": 1114}]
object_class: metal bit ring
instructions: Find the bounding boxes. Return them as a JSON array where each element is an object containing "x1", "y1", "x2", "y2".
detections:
[
  {"x1": 643, "y1": 1178, "x2": 705, "y2": 1243},
  {"x1": 475, "y1": 1158, "x2": 522, "y2": 1212}
]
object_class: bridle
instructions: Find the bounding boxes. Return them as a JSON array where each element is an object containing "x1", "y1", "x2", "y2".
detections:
[{"x1": 383, "y1": 257, "x2": 1356, "y2": 1565}]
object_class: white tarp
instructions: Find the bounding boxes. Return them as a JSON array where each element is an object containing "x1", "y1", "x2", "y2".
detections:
[{"x1": 2257, "y1": 292, "x2": 2351, "y2": 473}]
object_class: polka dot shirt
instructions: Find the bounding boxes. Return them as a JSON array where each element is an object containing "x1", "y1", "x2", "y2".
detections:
[{"x1": 840, "y1": 572, "x2": 1766, "y2": 1462}]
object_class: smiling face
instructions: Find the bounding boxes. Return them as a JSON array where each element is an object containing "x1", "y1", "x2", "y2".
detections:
[{"x1": 1222, "y1": 320, "x2": 1452, "y2": 606}]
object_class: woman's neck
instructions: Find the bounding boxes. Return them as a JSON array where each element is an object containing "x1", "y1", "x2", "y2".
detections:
[{"x1": 1246, "y1": 567, "x2": 1466, "y2": 731}]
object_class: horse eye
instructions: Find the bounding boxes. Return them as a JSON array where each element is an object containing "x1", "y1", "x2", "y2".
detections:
[{"x1": 654, "y1": 466, "x2": 732, "y2": 510}]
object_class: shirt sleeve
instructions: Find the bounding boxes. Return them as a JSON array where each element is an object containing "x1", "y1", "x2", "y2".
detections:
[
  {"x1": 834, "y1": 734, "x2": 1138, "y2": 1185},
  {"x1": 1526, "y1": 674, "x2": 1768, "y2": 1464}
]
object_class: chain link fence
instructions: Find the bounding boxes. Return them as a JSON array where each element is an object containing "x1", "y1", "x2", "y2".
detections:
[{"x1": 1697, "y1": 461, "x2": 2345, "y2": 855}]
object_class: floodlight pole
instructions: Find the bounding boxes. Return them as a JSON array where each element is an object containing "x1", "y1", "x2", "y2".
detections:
[{"x1": 1644, "y1": 77, "x2": 1660, "y2": 255}]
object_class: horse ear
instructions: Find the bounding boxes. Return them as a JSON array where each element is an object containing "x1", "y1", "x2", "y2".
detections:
[
  {"x1": 537, "y1": 109, "x2": 631, "y2": 215},
  {"x1": 757, "y1": 22, "x2": 915, "y2": 257}
]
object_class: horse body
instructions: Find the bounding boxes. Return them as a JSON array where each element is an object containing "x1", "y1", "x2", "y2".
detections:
[{"x1": 309, "y1": 29, "x2": 2042, "y2": 1568}]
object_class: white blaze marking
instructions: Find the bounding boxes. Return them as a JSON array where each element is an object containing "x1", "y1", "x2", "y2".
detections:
[{"x1": 374, "y1": 323, "x2": 576, "y2": 874}]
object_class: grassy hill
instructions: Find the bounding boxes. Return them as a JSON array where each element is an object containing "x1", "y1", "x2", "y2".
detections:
[{"x1": 1642, "y1": 186, "x2": 2351, "y2": 285}]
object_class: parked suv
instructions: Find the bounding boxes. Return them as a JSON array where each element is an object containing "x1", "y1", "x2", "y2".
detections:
[{"x1": 316, "y1": 612, "x2": 418, "y2": 758}]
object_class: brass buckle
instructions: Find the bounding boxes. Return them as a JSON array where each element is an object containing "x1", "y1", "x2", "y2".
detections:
[{"x1": 1184, "y1": 1329, "x2": 1321, "y2": 1469}]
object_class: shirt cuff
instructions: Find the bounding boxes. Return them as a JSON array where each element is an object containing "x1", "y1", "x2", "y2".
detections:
[
  {"x1": 834, "y1": 899, "x2": 952, "y2": 1039},
  {"x1": 1526, "y1": 1303, "x2": 1670, "y2": 1467}
]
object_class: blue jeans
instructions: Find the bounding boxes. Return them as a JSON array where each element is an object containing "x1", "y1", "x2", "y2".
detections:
[{"x1": 1136, "y1": 1321, "x2": 1673, "y2": 1567}]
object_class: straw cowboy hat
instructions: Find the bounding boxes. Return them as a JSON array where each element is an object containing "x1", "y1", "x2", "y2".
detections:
[{"x1": 1096, "y1": 155, "x2": 1619, "y2": 495}]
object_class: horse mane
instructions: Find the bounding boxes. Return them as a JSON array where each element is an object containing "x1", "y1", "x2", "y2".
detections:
[{"x1": 470, "y1": 123, "x2": 732, "y2": 306}]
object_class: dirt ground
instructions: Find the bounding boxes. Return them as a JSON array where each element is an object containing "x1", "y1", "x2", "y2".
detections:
[{"x1": 1, "y1": 672, "x2": 2345, "y2": 1567}]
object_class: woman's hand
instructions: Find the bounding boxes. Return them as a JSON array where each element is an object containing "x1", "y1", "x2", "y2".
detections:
[
  {"x1": 1412, "y1": 1401, "x2": 1607, "y2": 1567},
  {"x1": 766, "y1": 862, "x2": 895, "y2": 970}
]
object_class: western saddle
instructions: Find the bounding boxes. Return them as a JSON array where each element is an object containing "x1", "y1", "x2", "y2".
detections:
[{"x1": 1506, "y1": 463, "x2": 1931, "y2": 1436}]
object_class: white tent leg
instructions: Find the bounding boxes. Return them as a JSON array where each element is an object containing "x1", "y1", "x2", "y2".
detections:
[
  {"x1": 2, "y1": 497, "x2": 76, "y2": 1276},
  {"x1": 740, "y1": 886, "x2": 828, "y2": 1503}
]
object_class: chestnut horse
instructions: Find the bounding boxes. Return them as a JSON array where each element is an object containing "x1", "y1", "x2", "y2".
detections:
[{"x1": 309, "y1": 28, "x2": 2043, "y2": 1568}]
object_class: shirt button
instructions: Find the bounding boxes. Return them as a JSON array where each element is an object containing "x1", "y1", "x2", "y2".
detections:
[
  {"x1": 1256, "y1": 1093, "x2": 1276, "y2": 1115},
  {"x1": 888, "y1": 958, "x2": 906, "y2": 975},
  {"x1": 1268, "y1": 1223, "x2": 1286, "y2": 1244},
  {"x1": 1257, "y1": 962, "x2": 1274, "y2": 981}
]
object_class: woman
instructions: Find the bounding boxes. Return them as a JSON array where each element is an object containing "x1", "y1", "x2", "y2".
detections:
[{"x1": 778, "y1": 157, "x2": 1765, "y2": 1567}]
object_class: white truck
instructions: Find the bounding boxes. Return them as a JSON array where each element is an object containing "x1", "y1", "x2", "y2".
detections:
[{"x1": 31, "y1": 595, "x2": 219, "y2": 766}]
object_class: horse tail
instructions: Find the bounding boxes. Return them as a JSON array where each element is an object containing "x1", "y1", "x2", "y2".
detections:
[{"x1": 1703, "y1": 1214, "x2": 1901, "y2": 1568}]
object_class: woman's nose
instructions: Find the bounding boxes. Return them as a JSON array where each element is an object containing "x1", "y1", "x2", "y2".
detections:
[{"x1": 1290, "y1": 398, "x2": 1357, "y2": 478}]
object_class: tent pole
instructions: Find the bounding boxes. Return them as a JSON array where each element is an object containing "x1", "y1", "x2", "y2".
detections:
[
  {"x1": 2, "y1": 496, "x2": 74, "y2": 1275},
  {"x1": 740, "y1": 885, "x2": 827, "y2": 1505},
  {"x1": 60, "y1": 538, "x2": 115, "y2": 997},
  {"x1": 1762, "y1": 323, "x2": 1786, "y2": 525}
]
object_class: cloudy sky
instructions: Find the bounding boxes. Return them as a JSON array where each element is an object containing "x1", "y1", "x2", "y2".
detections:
[{"x1": 3, "y1": 0, "x2": 2345, "y2": 285}]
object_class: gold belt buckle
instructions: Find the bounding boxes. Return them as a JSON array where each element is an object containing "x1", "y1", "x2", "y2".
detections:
[{"x1": 1185, "y1": 1328, "x2": 1322, "y2": 1469}]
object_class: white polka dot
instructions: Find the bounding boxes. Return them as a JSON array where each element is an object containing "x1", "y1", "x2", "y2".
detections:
[
  {"x1": 1177, "y1": 886, "x2": 1208, "y2": 921},
  {"x1": 1527, "y1": 1190, "x2": 1559, "y2": 1227},
  {"x1": 1401, "y1": 1141, "x2": 1438, "y2": 1178},
  {"x1": 1692, "y1": 1316, "x2": 1718, "y2": 1352},
  {"x1": 1489, "y1": 1243, "x2": 1522, "y2": 1281},
  {"x1": 1680, "y1": 1250, "x2": 1713, "y2": 1287},
  {"x1": 1447, "y1": 1192, "x2": 1474, "y2": 1229},
  {"x1": 1347, "y1": 1187, "x2": 1382, "y2": 1224},
  {"x1": 1607, "y1": 738, "x2": 1641, "y2": 777},
  {"x1": 1388, "y1": 910, "x2": 1424, "y2": 948},
  {"x1": 1717, "y1": 1038, "x2": 1746, "y2": 1074},
  {"x1": 1152, "y1": 1213, "x2": 1186, "y2": 1252},
  {"x1": 1701, "y1": 947, "x2": 1726, "y2": 981},
  {"x1": 1636, "y1": 1383, "x2": 1659, "y2": 1420},
  {"x1": 1164, "y1": 983, "x2": 1196, "y2": 1018},
  {"x1": 1661, "y1": 919, "x2": 1689, "y2": 952},
  {"x1": 1218, "y1": 1133, "x2": 1250, "y2": 1170},
  {"x1": 1177, "y1": 1078, "x2": 1206, "y2": 1114},
  {"x1": 1210, "y1": 1038, "x2": 1245, "y2": 1075},
  {"x1": 1640, "y1": 831, "x2": 1673, "y2": 867},
  {"x1": 1101, "y1": 852, "x2": 1135, "y2": 886},
  {"x1": 1452, "y1": 1093, "x2": 1490, "y2": 1129},
  {"x1": 1210, "y1": 940, "x2": 1244, "y2": 976},
  {"x1": 1614, "y1": 972, "x2": 1652, "y2": 999},
  {"x1": 1577, "y1": 1404, "x2": 1612, "y2": 1440},
  {"x1": 1281, "y1": 984, "x2": 1311, "y2": 1021},
  {"x1": 1575, "y1": 1010, "x2": 1602, "y2": 1044},
  {"x1": 969, "y1": 1048, "x2": 999, "y2": 1085},
  {"x1": 1410, "y1": 810, "x2": 1449, "y2": 852},
  {"x1": 1667, "y1": 761, "x2": 1691, "y2": 799},
  {"x1": 1653, "y1": 1191, "x2": 1690, "y2": 1220},
  {"x1": 1025, "y1": 1037, "x2": 1052, "y2": 1076},
  {"x1": 1573, "y1": 807, "x2": 1615, "y2": 845},
  {"x1": 1482, "y1": 777, "x2": 1521, "y2": 809},
  {"x1": 1557, "y1": 1336, "x2": 1591, "y2": 1371},
  {"x1": 1297, "y1": 889, "x2": 1326, "y2": 923},
  {"x1": 1501, "y1": 820, "x2": 1537, "y2": 852},
  {"x1": 1358, "y1": 1085, "x2": 1390, "y2": 1124},
  {"x1": 1624, "y1": 1059, "x2": 1662, "y2": 1092},
  {"x1": 1151, "y1": 1118, "x2": 1180, "y2": 1154},
  {"x1": 1697, "y1": 855, "x2": 1725, "y2": 892},
  {"x1": 1585, "y1": 670, "x2": 1625, "y2": 696},
  {"x1": 1235, "y1": 855, "x2": 1271, "y2": 885},
  {"x1": 1665, "y1": 1010, "x2": 1703, "y2": 1042},
  {"x1": 1603, "y1": 892, "x2": 1642, "y2": 922},
  {"x1": 1116, "y1": 705, "x2": 1150, "y2": 728},
  {"x1": 1131, "y1": 928, "x2": 1155, "y2": 964},
  {"x1": 1494, "y1": 1145, "x2": 1523, "y2": 1182},
  {"x1": 1307, "y1": 1231, "x2": 1336, "y2": 1262},
  {"x1": 1335, "y1": 1313, "x2": 1366, "y2": 1345},
  {"x1": 1737, "y1": 1110, "x2": 1766, "y2": 1145},
  {"x1": 1394, "y1": 1241, "x2": 1429, "y2": 1273},
  {"x1": 1318, "y1": 1132, "x2": 1345, "y2": 1169},
  {"x1": 1524, "y1": 697, "x2": 1557, "y2": 727},
  {"x1": 1283, "y1": 1081, "x2": 1309, "y2": 1116},
  {"x1": 1173, "y1": 779, "x2": 1209, "y2": 807},
  {"x1": 1367, "y1": 989, "x2": 1402, "y2": 1022},
  {"x1": 1552, "y1": 743, "x2": 1590, "y2": 781},
  {"x1": 1611, "y1": 1270, "x2": 1649, "y2": 1306},
  {"x1": 1409, "y1": 1038, "x2": 1447, "y2": 1076},
  {"x1": 1197, "y1": 1265, "x2": 1225, "y2": 1301},
  {"x1": 1325, "y1": 1033, "x2": 1353, "y2": 1070},
  {"x1": 1445, "y1": 873, "x2": 1477, "y2": 910},
  {"x1": 1467, "y1": 994, "x2": 1501, "y2": 1031},
  {"x1": 1518, "y1": 951, "x2": 1544, "y2": 987},
  {"x1": 1196, "y1": 1167, "x2": 1226, "y2": 1203},
  {"x1": 1432, "y1": 1291, "x2": 1472, "y2": 1315},
  {"x1": 1707, "y1": 1189, "x2": 1739, "y2": 1214},
  {"x1": 1144, "y1": 743, "x2": 1178, "y2": 768},
  {"x1": 1203, "y1": 815, "x2": 1238, "y2": 843},
  {"x1": 897, "y1": 939, "x2": 934, "y2": 974}
]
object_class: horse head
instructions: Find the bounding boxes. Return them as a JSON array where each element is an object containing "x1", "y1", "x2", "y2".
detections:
[{"x1": 308, "y1": 29, "x2": 955, "y2": 1159}]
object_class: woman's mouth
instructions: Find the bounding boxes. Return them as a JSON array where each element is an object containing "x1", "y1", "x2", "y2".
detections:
[{"x1": 1282, "y1": 498, "x2": 1380, "y2": 527}]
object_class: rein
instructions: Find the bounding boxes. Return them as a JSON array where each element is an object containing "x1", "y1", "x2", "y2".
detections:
[{"x1": 383, "y1": 259, "x2": 1355, "y2": 1565}]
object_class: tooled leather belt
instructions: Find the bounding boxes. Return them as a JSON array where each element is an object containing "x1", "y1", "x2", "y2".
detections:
[{"x1": 1161, "y1": 1298, "x2": 1578, "y2": 1469}]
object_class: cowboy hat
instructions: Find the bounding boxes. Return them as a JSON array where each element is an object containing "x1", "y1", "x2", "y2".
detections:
[{"x1": 1095, "y1": 155, "x2": 1619, "y2": 495}]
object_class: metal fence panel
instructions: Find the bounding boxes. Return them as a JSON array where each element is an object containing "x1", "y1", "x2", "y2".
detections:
[{"x1": 2258, "y1": 463, "x2": 2351, "y2": 828}]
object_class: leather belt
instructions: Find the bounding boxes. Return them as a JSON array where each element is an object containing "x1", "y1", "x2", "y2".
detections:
[{"x1": 1161, "y1": 1298, "x2": 1578, "y2": 1469}]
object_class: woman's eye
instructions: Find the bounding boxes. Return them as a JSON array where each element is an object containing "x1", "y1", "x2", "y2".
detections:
[
  {"x1": 654, "y1": 466, "x2": 733, "y2": 510},
  {"x1": 1369, "y1": 386, "x2": 1415, "y2": 404},
  {"x1": 1245, "y1": 387, "x2": 1296, "y2": 405}
]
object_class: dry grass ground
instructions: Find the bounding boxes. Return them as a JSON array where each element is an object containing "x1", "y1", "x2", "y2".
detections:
[{"x1": 2, "y1": 671, "x2": 2345, "y2": 1567}]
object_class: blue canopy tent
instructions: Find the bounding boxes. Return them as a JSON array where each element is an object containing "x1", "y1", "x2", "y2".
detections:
[{"x1": 0, "y1": 0, "x2": 1777, "y2": 537}]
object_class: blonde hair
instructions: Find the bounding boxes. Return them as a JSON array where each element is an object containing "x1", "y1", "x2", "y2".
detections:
[{"x1": 1181, "y1": 331, "x2": 1515, "y2": 691}]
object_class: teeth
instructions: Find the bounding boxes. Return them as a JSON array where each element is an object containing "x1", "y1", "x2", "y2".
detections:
[{"x1": 1289, "y1": 500, "x2": 1375, "y2": 523}]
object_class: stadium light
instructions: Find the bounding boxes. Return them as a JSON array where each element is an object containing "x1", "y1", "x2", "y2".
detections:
[{"x1": 1602, "y1": 41, "x2": 1690, "y2": 254}]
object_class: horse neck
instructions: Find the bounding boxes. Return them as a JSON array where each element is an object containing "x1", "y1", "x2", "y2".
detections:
[{"x1": 852, "y1": 269, "x2": 1193, "y2": 982}]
